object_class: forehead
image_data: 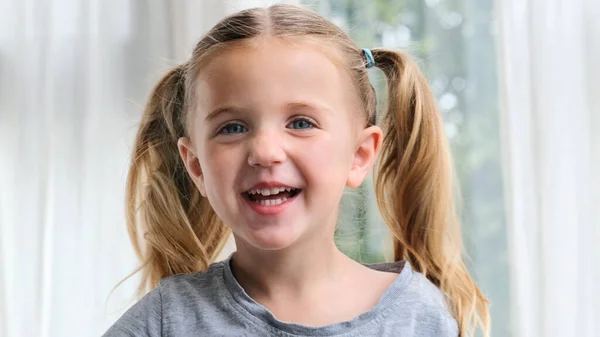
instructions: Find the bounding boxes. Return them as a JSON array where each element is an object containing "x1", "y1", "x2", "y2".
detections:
[{"x1": 194, "y1": 37, "x2": 356, "y2": 113}]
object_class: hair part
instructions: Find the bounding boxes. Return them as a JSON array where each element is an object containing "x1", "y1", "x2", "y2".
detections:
[{"x1": 124, "y1": 4, "x2": 489, "y2": 336}]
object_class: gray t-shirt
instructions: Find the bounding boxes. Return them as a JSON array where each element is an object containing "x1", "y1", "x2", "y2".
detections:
[{"x1": 103, "y1": 255, "x2": 457, "y2": 336}]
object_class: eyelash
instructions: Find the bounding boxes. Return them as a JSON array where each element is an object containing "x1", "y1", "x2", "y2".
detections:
[
  {"x1": 218, "y1": 123, "x2": 248, "y2": 135},
  {"x1": 217, "y1": 117, "x2": 317, "y2": 135},
  {"x1": 287, "y1": 117, "x2": 316, "y2": 130}
]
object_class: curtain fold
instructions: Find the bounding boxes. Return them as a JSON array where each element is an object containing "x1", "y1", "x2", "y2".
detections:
[
  {"x1": 497, "y1": 0, "x2": 600, "y2": 336},
  {"x1": 0, "y1": 1, "x2": 233, "y2": 336}
]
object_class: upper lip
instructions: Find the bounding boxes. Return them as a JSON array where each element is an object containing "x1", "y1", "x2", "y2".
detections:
[{"x1": 243, "y1": 181, "x2": 298, "y2": 192}]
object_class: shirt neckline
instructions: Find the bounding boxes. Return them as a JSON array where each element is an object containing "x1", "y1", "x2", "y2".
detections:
[{"x1": 218, "y1": 253, "x2": 414, "y2": 336}]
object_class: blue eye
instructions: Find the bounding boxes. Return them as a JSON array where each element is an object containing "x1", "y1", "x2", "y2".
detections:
[
  {"x1": 220, "y1": 123, "x2": 248, "y2": 134},
  {"x1": 288, "y1": 118, "x2": 315, "y2": 130}
]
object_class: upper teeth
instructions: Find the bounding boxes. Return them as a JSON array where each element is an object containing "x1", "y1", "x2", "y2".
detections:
[{"x1": 248, "y1": 187, "x2": 292, "y2": 196}]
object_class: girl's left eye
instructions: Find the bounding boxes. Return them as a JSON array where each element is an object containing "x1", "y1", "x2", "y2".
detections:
[
  {"x1": 287, "y1": 118, "x2": 315, "y2": 130},
  {"x1": 219, "y1": 123, "x2": 248, "y2": 135}
]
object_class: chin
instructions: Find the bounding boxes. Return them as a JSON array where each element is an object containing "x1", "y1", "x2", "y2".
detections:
[{"x1": 239, "y1": 227, "x2": 304, "y2": 251}]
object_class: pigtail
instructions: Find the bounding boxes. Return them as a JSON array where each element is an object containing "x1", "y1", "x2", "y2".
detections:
[
  {"x1": 371, "y1": 49, "x2": 490, "y2": 336},
  {"x1": 125, "y1": 65, "x2": 230, "y2": 297}
]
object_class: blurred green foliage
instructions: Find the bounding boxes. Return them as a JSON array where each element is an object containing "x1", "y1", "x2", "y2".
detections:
[{"x1": 301, "y1": 0, "x2": 511, "y2": 335}]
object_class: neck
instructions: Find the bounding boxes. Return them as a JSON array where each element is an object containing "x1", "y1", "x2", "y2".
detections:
[{"x1": 230, "y1": 233, "x2": 355, "y2": 300}]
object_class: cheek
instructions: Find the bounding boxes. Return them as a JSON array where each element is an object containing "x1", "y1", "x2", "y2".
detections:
[
  {"x1": 198, "y1": 144, "x2": 241, "y2": 199},
  {"x1": 297, "y1": 134, "x2": 355, "y2": 184}
]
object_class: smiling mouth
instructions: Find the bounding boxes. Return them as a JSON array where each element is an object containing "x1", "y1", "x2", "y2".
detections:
[{"x1": 243, "y1": 187, "x2": 302, "y2": 206}]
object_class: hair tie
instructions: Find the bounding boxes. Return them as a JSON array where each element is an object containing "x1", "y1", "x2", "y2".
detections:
[{"x1": 362, "y1": 48, "x2": 375, "y2": 69}]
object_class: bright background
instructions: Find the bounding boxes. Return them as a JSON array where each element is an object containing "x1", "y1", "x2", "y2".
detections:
[{"x1": 0, "y1": 0, "x2": 598, "y2": 336}]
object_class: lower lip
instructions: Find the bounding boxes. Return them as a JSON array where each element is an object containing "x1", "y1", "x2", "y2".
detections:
[{"x1": 243, "y1": 193, "x2": 300, "y2": 216}]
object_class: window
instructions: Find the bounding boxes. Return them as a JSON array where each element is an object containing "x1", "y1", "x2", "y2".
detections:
[{"x1": 301, "y1": 1, "x2": 510, "y2": 335}]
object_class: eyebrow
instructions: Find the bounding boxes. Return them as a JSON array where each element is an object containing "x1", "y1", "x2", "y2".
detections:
[
  {"x1": 204, "y1": 106, "x2": 245, "y2": 122},
  {"x1": 204, "y1": 101, "x2": 333, "y2": 122},
  {"x1": 285, "y1": 101, "x2": 333, "y2": 114}
]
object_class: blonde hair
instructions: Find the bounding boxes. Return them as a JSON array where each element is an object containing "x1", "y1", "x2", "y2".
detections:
[{"x1": 125, "y1": 4, "x2": 489, "y2": 336}]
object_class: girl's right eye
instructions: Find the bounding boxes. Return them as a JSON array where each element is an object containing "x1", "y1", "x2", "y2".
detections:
[{"x1": 219, "y1": 123, "x2": 248, "y2": 135}]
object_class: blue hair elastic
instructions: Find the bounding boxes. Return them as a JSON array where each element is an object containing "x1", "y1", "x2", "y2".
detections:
[{"x1": 362, "y1": 48, "x2": 375, "y2": 69}]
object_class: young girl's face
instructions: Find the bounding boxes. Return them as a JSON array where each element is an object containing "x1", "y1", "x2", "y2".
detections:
[{"x1": 179, "y1": 38, "x2": 380, "y2": 251}]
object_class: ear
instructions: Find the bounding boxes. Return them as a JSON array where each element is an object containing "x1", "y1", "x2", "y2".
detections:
[
  {"x1": 177, "y1": 137, "x2": 207, "y2": 197},
  {"x1": 346, "y1": 126, "x2": 383, "y2": 188}
]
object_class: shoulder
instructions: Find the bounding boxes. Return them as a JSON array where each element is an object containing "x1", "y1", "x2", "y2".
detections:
[
  {"x1": 400, "y1": 263, "x2": 458, "y2": 335},
  {"x1": 103, "y1": 261, "x2": 227, "y2": 337},
  {"x1": 102, "y1": 285, "x2": 163, "y2": 337},
  {"x1": 158, "y1": 260, "x2": 225, "y2": 296},
  {"x1": 368, "y1": 260, "x2": 450, "y2": 311},
  {"x1": 370, "y1": 260, "x2": 457, "y2": 335},
  {"x1": 150, "y1": 260, "x2": 231, "y2": 318},
  {"x1": 404, "y1": 266, "x2": 449, "y2": 308}
]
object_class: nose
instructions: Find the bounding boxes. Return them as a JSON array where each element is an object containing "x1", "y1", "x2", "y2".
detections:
[{"x1": 247, "y1": 129, "x2": 286, "y2": 168}]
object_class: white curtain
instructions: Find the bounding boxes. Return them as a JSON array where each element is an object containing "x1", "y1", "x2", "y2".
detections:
[
  {"x1": 0, "y1": 1, "x2": 245, "y2": 336},
  {"x1": 497, "y1": 0, "x2": 600, "y2": 336}
]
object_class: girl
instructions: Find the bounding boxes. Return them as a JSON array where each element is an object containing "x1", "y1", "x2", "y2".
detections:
[{"x1": 105, "y1": 4, "x2": 489, "y2": 337}]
